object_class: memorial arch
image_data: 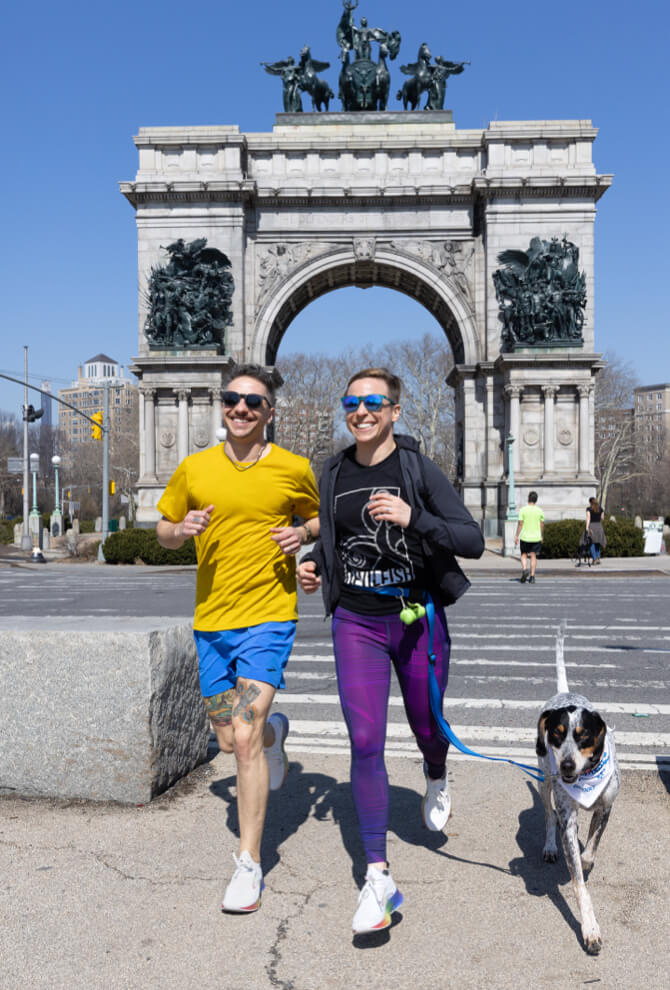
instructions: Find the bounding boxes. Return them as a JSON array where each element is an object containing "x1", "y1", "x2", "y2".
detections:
[{"x1": 122, "y1": 112, "x2": 611, "y2": 530}]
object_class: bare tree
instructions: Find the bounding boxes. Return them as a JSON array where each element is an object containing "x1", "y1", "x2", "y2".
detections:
[
  {"x1": 0, "y1": 413, "x2": 22, "y2": 517},
  {"x1": 275, "y1": 334, "x2": 456, "y2": 475},
  {"x1": 273, "y1": 352, "x2": 349, "y2": 475},
  {"x1": 594, "y1": 352, "x2": 641, "y2": 509}
]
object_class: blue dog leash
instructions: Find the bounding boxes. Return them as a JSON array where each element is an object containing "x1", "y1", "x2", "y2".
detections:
[{"x1": 375, "y1": 586, "x2": 544, "y2": 782}]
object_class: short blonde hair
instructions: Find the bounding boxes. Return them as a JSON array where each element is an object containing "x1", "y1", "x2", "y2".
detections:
[{"x1": 345, "y1": 367, "x2": 402, "y2": 404}]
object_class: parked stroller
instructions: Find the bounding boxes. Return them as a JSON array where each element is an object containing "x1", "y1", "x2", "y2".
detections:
[{"x1": 574, "y1": 528, "x2": 593, "y2": 567}]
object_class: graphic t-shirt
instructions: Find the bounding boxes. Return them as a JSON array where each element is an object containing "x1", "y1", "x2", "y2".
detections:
[
  {"x1": 334, "y1": 448, "x2": 428, "y2": 615},
  {"x1": 157, "y1": 443, "x2": 319, "y2": 631},
  {"x1": 519, "y1": 503, "x2": 544, "y2": 542}
]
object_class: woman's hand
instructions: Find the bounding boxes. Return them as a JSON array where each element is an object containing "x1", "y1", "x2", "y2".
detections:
[
  {"x1": 270, "y1": 525, "x2": 305, "y2": 556},
  {"x1": 367, "y1": 491, "x2": 412, "y2": 529},
  {"x1": 297, "y1": 560, "x2": 321, "y2": 593}
]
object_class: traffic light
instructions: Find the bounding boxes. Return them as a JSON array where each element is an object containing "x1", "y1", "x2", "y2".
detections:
[
  {"x1": 91, "y1": 410, "x2": 103, "y2": 440},
  {"x1": 24, "y1": 404, "x2": 44, "y2": 423},
  {"x1": 109, "y1": 480, "x2": 116, "y2": 495}
]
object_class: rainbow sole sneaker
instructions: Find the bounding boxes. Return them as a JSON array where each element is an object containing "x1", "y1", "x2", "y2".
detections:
[
  {"x1": 222, "y1": 851, "x2": 264, "y2": 913},
  {"x1": 352, "y1": 866, "x2": 404, "y2": 934},
  {"x1": 265, "y1": 712, "x2": 290, "y2": 791}
]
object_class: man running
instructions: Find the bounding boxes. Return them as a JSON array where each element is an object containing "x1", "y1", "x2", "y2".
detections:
[{"x1": 156, "y1": 363, "x2": 319, "y2": 913}]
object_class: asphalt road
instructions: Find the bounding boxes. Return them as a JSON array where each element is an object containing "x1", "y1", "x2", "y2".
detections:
[{"x1": 1, "y1": 564, "x2": 668, "y2": 772}]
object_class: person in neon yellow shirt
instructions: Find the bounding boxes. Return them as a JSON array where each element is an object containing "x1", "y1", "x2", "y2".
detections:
[
  {"x1": 156, "y1": 364, "x2": 319, "y2": 914},
  {"x1": 514, "y1": 490, "x2": 544, "y2": 584}
]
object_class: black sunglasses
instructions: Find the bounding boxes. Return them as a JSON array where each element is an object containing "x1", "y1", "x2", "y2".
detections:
[
  {"x1": 341, "y1": 393, "x2": 394, "y2": 413},
  {"x1": 222, "y1": 390, "x2": 271, "y2": 409}
]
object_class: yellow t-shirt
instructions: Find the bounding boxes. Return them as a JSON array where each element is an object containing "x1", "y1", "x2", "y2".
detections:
[
  {"x1": 156, "y1": 444, "x2": 319, "y2": 631},
  {"x1": 519, "y1": 503, "x2": 544, "y2": 542}
]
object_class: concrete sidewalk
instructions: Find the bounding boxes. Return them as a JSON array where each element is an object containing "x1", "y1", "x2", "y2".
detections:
[{"x1": 1, "y1": 752, "x2": 668, "y2": 990}]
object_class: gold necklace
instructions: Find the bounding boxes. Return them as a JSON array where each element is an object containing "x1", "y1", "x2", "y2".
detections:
[{"x1": 224, "y1": 441, "x2": 267, "y2": 472}]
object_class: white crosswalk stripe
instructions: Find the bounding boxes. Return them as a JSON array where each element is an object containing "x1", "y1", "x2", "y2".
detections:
[{"x1": 278, "y1": 578, "x2": 670, "y2": 776}]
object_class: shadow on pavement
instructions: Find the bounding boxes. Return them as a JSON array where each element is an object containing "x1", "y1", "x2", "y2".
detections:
[{"x1": 509, "y1": 780, "x2": 582, "y2": 945}]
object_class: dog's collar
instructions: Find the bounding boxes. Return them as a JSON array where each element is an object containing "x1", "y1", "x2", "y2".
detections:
[{"x1": 547, "y1": 731, "x2": 616, "y2": 808}]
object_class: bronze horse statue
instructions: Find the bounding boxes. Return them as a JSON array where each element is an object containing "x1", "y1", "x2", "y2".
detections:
[
  {"x1": 299, "y1": 46, "x2": 334, "y2": 112},
  {"x1": 397, "y1": 43, "x2": 432, "y2": 110}
]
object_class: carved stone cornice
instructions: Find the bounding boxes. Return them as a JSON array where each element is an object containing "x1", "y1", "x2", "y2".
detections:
[{"x1": 473, "y1": 175, "x2": 612, "y2": 203}]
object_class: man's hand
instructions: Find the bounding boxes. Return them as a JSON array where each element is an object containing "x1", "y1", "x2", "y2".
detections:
[
  {"x1": 156, "y1": 504, "x2": 214, "y2": 550},
  {"x1": 297, "y1": 560, "x2": 321, "y2": 593},
  {"x1": 367, "y1": 491, "x2": 412, "y2": 529},
  {"x1": 180, "y1": 504, "x2": 214, "y2": 539},
  {"x1": 270, "y1": 525, "x2": 305, "y2": 556}
]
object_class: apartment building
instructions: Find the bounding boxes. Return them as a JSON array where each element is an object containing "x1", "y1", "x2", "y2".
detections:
[
  {"x1": 58, "y1": 354, "x2": 138, "y2": 445},
  {"x1": 634, "y1": 383, "x2": 670, "y2": 459}
]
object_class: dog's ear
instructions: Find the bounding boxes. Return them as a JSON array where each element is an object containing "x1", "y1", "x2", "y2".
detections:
[
  {"x1": 536, "y1": 713, "x2": 549, "y2": 757},
  {"x1": 590, "y1": 710, "x2": 607, "y2": 756}
]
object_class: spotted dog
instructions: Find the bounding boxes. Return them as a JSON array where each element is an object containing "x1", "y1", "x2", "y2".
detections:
[{"x1": 535, "y1": 621, "x2": 620, "y2": 954}]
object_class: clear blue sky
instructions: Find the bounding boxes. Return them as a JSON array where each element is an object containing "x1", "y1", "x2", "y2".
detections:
[{"x1": 1, "y1": 0, "x2": 668, "y2": 418}]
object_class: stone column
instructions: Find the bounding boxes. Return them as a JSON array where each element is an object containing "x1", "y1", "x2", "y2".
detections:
[
  {"x1": 209, "y1": 388, "x2": 223, "y2": 445},
  {"x1": 577, "y1": 385, "x2": 591, "y2": 475},
  {"x1": 542, "y1": 386, "x2": 558, "y2": 475},
  {"x1": 175, "y1": 389, "x2": 190, "y2": 462},
  {"x1": 504, "y1": 385, "x2": 522, "y2": 473},
  {"x1": 462, "y1": 376, "x2": 476, "y2": 479},
  {"x1": 142, "y1": 388, "x2": 157, "y2": 479}
]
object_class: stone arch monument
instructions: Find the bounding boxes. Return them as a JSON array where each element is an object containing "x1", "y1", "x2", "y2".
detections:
[{"x1": 122, "y1": 112, "x2": 610, "y2": 529}]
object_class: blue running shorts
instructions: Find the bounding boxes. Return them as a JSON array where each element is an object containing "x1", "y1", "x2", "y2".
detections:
[{"x1": 193, "y1": 621, "x2": 297, "y2": 698}]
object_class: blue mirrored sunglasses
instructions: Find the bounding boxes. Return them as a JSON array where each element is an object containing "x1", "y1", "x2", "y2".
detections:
[{"x1": 340, "y1": 393, "x2": 394, "y2": 413}]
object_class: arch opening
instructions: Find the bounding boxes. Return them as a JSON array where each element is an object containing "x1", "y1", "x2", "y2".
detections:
[{"x1": 263, "y1": 260, "x2": 471, "y2": 366}]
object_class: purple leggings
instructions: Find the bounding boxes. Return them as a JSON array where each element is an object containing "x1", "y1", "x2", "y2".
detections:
[{"x1": 332, "y1": 605, "x2": 451, "y2": 865}]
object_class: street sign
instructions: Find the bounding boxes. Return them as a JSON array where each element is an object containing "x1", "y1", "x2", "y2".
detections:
[{"x1": 7, "y1": 457, "x2": 23, "y2": 474}]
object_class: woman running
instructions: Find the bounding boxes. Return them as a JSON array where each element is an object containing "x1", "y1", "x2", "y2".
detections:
[{"x1": 297, "y1": 367, "x2": 484, "y2": 934}]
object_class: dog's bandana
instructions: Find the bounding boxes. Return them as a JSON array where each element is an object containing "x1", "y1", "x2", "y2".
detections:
[{"x1": 548, "y1": 731, "x2": 616, "y2": 808}]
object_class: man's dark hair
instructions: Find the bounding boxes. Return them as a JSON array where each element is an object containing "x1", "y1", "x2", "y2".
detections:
[
  {"x1": 528, "y1": 491, "x2": 538, "y2": 503},
  {"x1": 225, "y1": 363, "x2": 276, "y2": 406}
]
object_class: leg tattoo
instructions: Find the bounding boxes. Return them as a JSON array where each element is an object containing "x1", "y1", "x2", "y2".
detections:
[
  {"x1": 205, "y1": 688, "x2": 236, "y2": 728},
  {"x1": 233, "y1": 681, "x2": 261, "y2": 724}
]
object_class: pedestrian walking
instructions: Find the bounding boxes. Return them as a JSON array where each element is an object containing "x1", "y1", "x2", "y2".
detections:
[
  {"x1": 514, "y1": 491, "x2": 544, "y2": 583},
  {"x1": 156, "y1": 364, "x2": 319, "y2": 914},
  {"x1": 297, "y1": 366, "x2": 484, "y2": 934},
  {"x1": 586, "y1": 496, "x2": 607, "y2": 564}
]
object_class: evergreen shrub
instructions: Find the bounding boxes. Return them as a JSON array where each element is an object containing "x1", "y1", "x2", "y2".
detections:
[
  {"x1": 542, "y1": 518, "x2": 645, "y2": 558},
  {"x1": 602, "y1": 517, "x2": 644, "y2": 557},
  {"x1": 541, "y1": 520, "x2": 583, "y2": 559},
  {"x1": 0, "y1": 520, "x2": 15, "y2": 544},
  {"x1": 102, "y1": 527, "x2": 196, "y2": 565}
]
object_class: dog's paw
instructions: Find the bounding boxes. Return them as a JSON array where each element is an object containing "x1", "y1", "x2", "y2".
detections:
[
  {"x1": 542, "y1": 845, "x2": 559, "y2": 863},
  {"x1": 583, "y1": 923, "x2": 602, "y2": 955},
  {"x1": 581, "y1": 854, "x2": 594, "y2": 874}
]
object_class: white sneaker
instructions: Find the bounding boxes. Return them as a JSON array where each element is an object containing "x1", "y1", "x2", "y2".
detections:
[
  {"x1": 221, "y1": 851, "x2": 264, "y2": 913},
  {"x1": 265, "y1": 712, "x2": 290, "y2": 791},
  {"x1": 352, "y1": 866, "x2": 403, "y2": 934},
  {"x1": 422, "y1": 762, "x2": 452, "y2": 831}
]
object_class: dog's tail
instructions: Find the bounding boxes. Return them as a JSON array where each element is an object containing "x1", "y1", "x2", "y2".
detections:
[{"x1": 556, "y1": 619, "x2": 569, "y2": 694}]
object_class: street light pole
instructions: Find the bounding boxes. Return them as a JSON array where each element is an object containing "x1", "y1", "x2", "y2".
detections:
[
  {"x1": 97, "y1": 379, "x2": 110, "y2": 562},
  {"x1": 28, "y1": 452, "x2": 45, "y2": 562},
  {"x1": 21, "y1": 346, "x2": 31, "y2": 550},
  {"x1": 503, "y1": 434, "x2": 519, "y2": 557},
  {"x1": 51, "y1": 455, "x2": 63, "y2": 538}
]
